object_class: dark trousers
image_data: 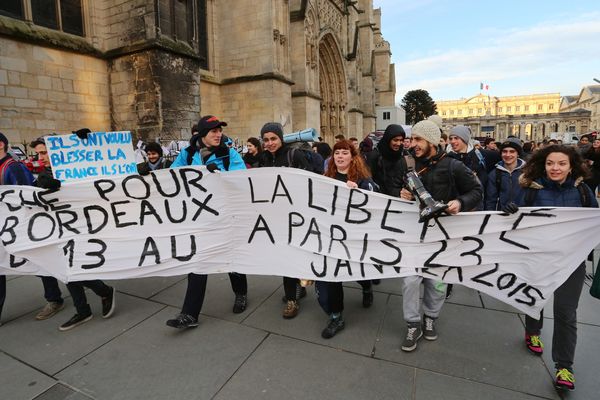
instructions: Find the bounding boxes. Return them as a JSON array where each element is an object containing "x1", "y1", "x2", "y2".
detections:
[
  {"x1": 525, "y1": 262, "x2": 586, "y2": 370},
  {"x1": 181, "y1": 272, "x2": 247, "y2": 319},
  {"x1": 283, "y1": 276, "x2": 299, "y2": 301},
  {"x1": 0, "y1": 275, "x2": 63, "y2": 319},
  {"x1": 316, "y1": 280, "x2": 372, "y2": 314},
  {"x1": 67, "y1": 280, "x2": 112, "y2": 316},
  {"x1": 40, "y1": 276, "x2": 63, "y2": 303}
]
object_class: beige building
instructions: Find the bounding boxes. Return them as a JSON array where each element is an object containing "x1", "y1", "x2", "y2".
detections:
[
  {"x1": 560, "y1": 85, "x2": 600, "y2": 132},
  {"x1": 0, "y1": 0, "x2": 396, "y2": 149},
  {"x1": 436, "y1": 93, "x2": 591, "y2": 142}
]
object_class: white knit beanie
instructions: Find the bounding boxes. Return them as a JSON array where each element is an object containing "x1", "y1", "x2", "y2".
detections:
[
  {"x1": 412, "y1": 120, "x2": 441, "y2": 145},
  {"x1": 427, "y1": 114, "x2": 443, "y2": 129}
]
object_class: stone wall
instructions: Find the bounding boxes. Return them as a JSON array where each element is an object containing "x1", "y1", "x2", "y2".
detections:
[{"x1": 0, "y1": 36, "x2": 110, "y2": 145}]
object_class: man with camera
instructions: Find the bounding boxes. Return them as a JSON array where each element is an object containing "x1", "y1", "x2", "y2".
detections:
[{"x1": 399, "y1": 120, "x2": 483, "y2": 352}]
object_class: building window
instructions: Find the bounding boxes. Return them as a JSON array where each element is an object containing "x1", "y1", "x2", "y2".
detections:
[
  {"x1": 498, "y1": 107, "x2": 502, "y2": 113},
  {"x1": 458, "y1": 109, "x2": 462, "y2": 115},
  {"x1": 383, "y1": 111, "x2": 390, "y2": 120},
  {"x1": 1, "y1": 0, "x2": 84, "y2": 36},
  {"x1": 0, "y1": 0, "x2": 24, "y2": 19},
  {"x1": 525, "y1": 105, "x2": 530, "y2": 112},
  {"x1": 468, "y1": 108, "x2": 473, "y2": 115},
  {"x1": 507, "y1": 106, "x2": 511, "y2": 113},
  {"x1": 549, "y1": 104, "x2": 554, "y2": 110},
  {"x1": 198, "y1": 0, "x2": 208, "y2": 69},
  {"x1": 477, "y1": 108, "x2": 482, "y2": 114},
  {"x1": 160, "y1": 0, "x2": 194, "y2": 43},
  {"x1": 538, "y1": 104, "x2": 543, "y2": 111},
  {"x1": 516, "y1": 106, "x2": 521, "y2": 112},
  {"x1": 450, "y1": 110, "x2": 454, "y2": 116}
]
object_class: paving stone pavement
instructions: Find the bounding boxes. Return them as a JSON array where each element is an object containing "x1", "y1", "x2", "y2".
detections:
[{"x1": 1, "y1": 271, "x2": 598, "y2": 400}]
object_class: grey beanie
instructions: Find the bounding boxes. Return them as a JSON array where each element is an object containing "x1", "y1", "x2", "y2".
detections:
[
  {"x1": 260, "y1": 122, "x2": 284, "y2": 141},
  {"x1": 450, "y1": 125, "x2": 471, "y2": 145},
  {"x1": 412, "y1": 120, "x2": 441, "y2": 146}
]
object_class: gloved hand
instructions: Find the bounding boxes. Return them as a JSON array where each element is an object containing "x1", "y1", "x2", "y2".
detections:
[
  {"x1": 36, "y1": 174, "x2": 61, "y2": 190},
  {"x1": 73, "y1": 128, "x2": 91, "y2": 140},
  {"x1": 206, "y1": 163, "x2": 219, "y2": 173},
  {"x1": 502, "y1": 202, "x2": 519, "y2": 214}
]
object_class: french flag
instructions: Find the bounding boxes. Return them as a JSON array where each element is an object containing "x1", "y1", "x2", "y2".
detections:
[{"x1": 480, "y1": 82, "x2": 489, "y2": 91}]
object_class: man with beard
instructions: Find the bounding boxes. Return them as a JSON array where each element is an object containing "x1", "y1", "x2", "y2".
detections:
[{"x1": 399, "y1": 120, "x2": 482, "y2": 352}]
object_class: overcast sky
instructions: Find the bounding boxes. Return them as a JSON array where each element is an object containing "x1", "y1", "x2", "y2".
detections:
[{"x1": 373, "y1": 0, "x2": 600, "y2": 103}]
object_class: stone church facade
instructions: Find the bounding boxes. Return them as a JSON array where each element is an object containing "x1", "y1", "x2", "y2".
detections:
[{"x1": 0, "y1": 0, "x2": 396, "y2": 147}]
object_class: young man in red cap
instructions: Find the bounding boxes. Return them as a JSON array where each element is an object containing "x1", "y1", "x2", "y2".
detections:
[{"x1": 166, "y1": 115, "x2": 248, "y2": 329}]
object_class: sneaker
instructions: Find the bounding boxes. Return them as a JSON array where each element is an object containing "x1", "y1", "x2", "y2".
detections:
[
  {"x1": 59, "y1": 313, "x2": 93, "y2": 331},
  {"x1": 232, "y1": 294, "x2": 247, "y2": 314},
  {"x1": 281, "y1": 285, "x2": 307, "y2": 303},
  {"x1": 35, "y1": 301, "x2": 65, "y2": 320},
  {"x1": 362, "y1": 290, "x2": 373, "y2": 308},
  {"x1": 555, "y1": 368, "x2": 575, "y2": 391},
  {"x1": 525, "y1": 334, "x2": 544, "y2": 355},
  {"x1": 401, "y1": 324, "x2": 423, "y2": 352},
  {"x1": 101, "y1": 287, "x2": 116, "y2": 319},
  {"x1": 321, "y1": 315, "x2": 345, "y2": 339},
  {"x1": 423, "y1": 316, "x2": 438, "y2": 341},
  {"x1": 283, "y1": 300, "x2": 299, "y2": 319},
  {"x1": 166, "y1": 313, "x2": 199, "y2": 329}
]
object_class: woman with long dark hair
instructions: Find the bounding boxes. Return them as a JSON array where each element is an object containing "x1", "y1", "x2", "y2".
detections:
[
  {"x1": 243, "y1": 137, "x2": 262, "y2": 168},
  {"x1": 516, "y1": 144, "x2": 597, "y2": 391},
  {"x1": 317, "y1": 140, "x2": 378, "y2": 339}
]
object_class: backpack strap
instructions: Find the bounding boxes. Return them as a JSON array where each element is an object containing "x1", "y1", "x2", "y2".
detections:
[
  {"x1": 287, "y1": 147, "x2": 296, "y2": 168},
  {"x1": 403, "y1": 154, "x2": 415, "y2": 172},
  {"x1": 0, "y1": 158, "x2": 16, "y2": 185},
  {"x1": 186, "y1": 147, "x2": 195, "y2": 166},
  {"x1": 577, "y1": 183, "x2": 591, "y2": 207},
  {"x1": 495, "y1": 169, "x2": 502, "y2": 197},
  {"x1": 474, "y1": 149, "x2": 486, "y2": 169}
]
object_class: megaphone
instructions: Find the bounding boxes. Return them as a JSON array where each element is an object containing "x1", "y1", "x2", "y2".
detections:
[
  {"x1": 405, "y1": 171, "x2": 448, "y2": 223},
  {"x1": 283, "y1": 128, "x2": 319, "y2": 143}
]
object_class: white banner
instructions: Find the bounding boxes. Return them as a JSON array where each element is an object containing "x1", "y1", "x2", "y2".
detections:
[
  {"x1": 46, "y1": 131, "x2": 137, "y2": 182},
  {"x1": 1, "y1": 167, "x2": 599, "y2": 318}
]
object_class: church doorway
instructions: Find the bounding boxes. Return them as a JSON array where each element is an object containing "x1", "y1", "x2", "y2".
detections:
[{"x1": 318, "y1": 33, "x2": 347, "y2": 143}]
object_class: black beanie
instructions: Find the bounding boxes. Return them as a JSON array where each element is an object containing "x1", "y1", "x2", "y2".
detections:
[{"x1": 260, "y1": 122, "x2": 284, "y2": 141}]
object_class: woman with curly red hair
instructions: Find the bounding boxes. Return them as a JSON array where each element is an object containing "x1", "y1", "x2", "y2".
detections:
[{"x1": 317, "y1": 140, "x2": 378, "y2": 339}]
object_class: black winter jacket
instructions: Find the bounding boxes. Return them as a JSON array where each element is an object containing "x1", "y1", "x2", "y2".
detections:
[
  {"x1": 366, "y1": 148, "x2": 408, "y2": 197},
  {"x1": 415, "y1": 150, "x2": 483, "y2": 212},
  {"x1": 259, "y1": 144, "x2": 310, "y2": 170}
]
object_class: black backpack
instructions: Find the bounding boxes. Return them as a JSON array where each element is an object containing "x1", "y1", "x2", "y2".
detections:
[{"x1": 287, "y1": 145, "x2": 322, "y2": 173}]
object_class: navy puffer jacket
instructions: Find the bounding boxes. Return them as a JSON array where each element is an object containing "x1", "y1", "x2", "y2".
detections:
[{"x1": 517, "y1": 176, "x2": 598, "y2": 208}]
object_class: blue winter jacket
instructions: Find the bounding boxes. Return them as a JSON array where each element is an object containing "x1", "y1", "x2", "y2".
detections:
[
  {"x1": 485, "y1": 159, "x2": 525, "y2": 211},
  {"x1": 517, "y1": 176, "x2": 598, "y2": 208},
  {"x1": 171, "y1": 146, "x2": 246, "y2": 171}
]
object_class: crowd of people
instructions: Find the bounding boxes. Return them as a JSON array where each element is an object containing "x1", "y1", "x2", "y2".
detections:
[{"x1": 1, "y1": 116, "x2": 598, "y2": 392}]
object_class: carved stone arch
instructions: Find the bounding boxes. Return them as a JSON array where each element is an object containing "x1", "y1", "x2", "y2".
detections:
[
  {"x1": 318, "y1": 31, "x2": 347, "y2": 143},
  {"x1": 305, "y1": 4, "x2": 318, "y2": 92}
]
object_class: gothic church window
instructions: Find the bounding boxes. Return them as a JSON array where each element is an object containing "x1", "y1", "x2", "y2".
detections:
[
  {"x1": 0, "y1": 0, "x2": 84, "y2": 36},
  {"x1": 0, "y1": 0, "x2": 24, "y2": 19}
]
